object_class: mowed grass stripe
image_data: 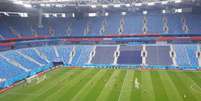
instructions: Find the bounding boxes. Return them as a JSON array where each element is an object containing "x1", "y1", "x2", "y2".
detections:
[
  {"x1": 184, "y1": 71, "x2": 201, "y2": 96},
  {"x1": 56, "y1": 69, "x2": 99, "y2": 101},
  {"x1": 46, "y1": 68, "x2": 98, "y2": 101},
  {"x1": 184, "y1": 71, "x2": 201, "y2": 88},
  {"x1": 130, "y1": 70, "x2": 141, "y2": 101},
  {"x1": 31, "y1": 69, "x2": 86, "y2": 101},
  {"x1": 158, "y1": 71, "x2": 183, "y2": 101},
  {"x1": 118, "y1": 70, "x2": 134, "y2": 101},
  {"x1": 150, "y1": 71, "x2": 168, "y2": 101},
  {"x1": 141, "y1": 71, "x2": 155, "y2": 101},
  {"x1": 70, "y1": 69, "x2": 108, "y2": 101},
  {"x1": 175, "y1": 71, "x2": 201, "y2": 100},
  {"x1": 106, "y1": 69, "x2": 126, "y2": 101},
  {"x1": 167, "y1": 71, "x2": 197, "y2": 101},
  {"x1": 0, "y1": 68, "x2": 68, "y2": 101},
  {"x1": 95, "y1": 70, "x2": 121, "y2": 101},
  {"x1": 82, "y1": 69, "x2": 114, "y2": 101}
]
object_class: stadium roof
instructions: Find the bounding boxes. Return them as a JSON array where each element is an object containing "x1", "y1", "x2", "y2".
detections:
[{"x1": 0, "y1": 0, "x2": 200, "y2": 14}]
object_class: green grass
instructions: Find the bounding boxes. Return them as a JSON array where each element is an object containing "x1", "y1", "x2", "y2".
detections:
[{"x1": 0, "y1": 68, "x2": 201, "y2": 101}]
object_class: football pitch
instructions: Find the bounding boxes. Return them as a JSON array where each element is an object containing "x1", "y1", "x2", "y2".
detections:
[{"x1": 0, "y1": 68, "x2": 201, "y2": 101}]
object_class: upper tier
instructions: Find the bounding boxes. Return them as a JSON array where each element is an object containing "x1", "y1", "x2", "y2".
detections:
[{"x1": 0, "y1": 12, "x2": 201, "y2": 40}]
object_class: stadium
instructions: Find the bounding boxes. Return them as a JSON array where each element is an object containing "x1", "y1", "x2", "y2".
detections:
[{"x1": 0, "y1": 0, "x2": 201, "y2": 101}]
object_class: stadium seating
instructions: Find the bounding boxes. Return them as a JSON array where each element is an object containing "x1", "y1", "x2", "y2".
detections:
[
  {"x1": 147, "y1": 15, "x2": 163, "y2": 33},
  {"x1": 20, "y1": 48, "x2": 49, "y2": 65},
  {"x1": 146, "y1": 46, "x2": 173, "y2": 67},
  {"x1": 174, "y1": 45, "x2": 198, "y2": 69},
  {"x1": 75, "y1": 46, "x2": 93, "y2": 66},
  {"x1": 174, "y1": 45, "x2": 190, "y2": 67},
  {"x1": 87, "y1": 17, "x2": 103, "y2": 35},
  {"x1": 91, "y1": 46, "x2": 116, "y2": 64},
  {"x1": 56, "y1": 45, "x2": 73, "y2": 64},
  {"x1": 0, "y1": 44, "x2": 200, "y2": 88},
  {"x1": 166, "y1": 14, "x2": 184, "y2": 34},
  {"x1": 117, "y1": 46, "x2": 142, "y2": 65},
  {"x1": 186, "y1": 45, "x2": 198, "y2": 66},
  {"x1": 124, "y1": 14, "x2": 143, "y2": 34},
  {"x1": 185, "y1": 14, "x2": 201, "y2": 34},
  {"x1": 37, "y1": 46, "x2": 58, "y2": 62},
  {"x1": 0, "y1": 13, "x2": 201, "y2": 39},
  {"x1": 3, "y1": 51, "x2": 41, "y2": 70},
  {"x1": 106, "y1": 13, "x2": 121, "y2": 34},
  {"x1": 0, "y1": 11, "x2": 201, "y2": 89},
  {"x1": 0, "y1": 57, "x2": 28, "y2": 87}
]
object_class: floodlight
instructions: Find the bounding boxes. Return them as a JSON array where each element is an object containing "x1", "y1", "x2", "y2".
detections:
[
  {"x1": 102, "y1": 5, "x2": 108, "y2": 8},
  {"x1": 89, "y1": 13, "x2": 96, "y2": 17},
  {"x1": 143, "y1": 10, "x2": 148, "y2": 15},
  {"x1": 114, "y1": 4, "x2": 121, "y2": 8},
  {"x1": 147, "y1": 2, "x2": 155, "y2": 6},
  {"x1": 135, "y1": 3, "x2": 142, "y2": 7},
  {"x1": 91, "y1": 5, "x2": 96, "y2": 8},
  {"x1": 175, "y1": 0, "x2": 182, "y2": 3},
  {"x1": 161, "y1": 1, "x2": 168, "y2": 5},
  {"x1": 105, "y1": 12, "x2": 109, "y2": 16},
  {"x1": 121, "y1": 12, "x2": 127, "y2": 15}
]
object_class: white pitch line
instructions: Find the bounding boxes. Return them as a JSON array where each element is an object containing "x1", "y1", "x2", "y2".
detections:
[
  {"x1": 70, "y1": 69, "x2": 107, "y2": 101},
  {"x1": 43, "y1": 69, "x2": 94, "y2": 101},
  {"x1": 141, "y1": 71, "x2": 155, "y2": 101},
  {"x1": 158, "y1": 71, "x2": 183, "y2": 101},
  {"x1": 96, "y1": 70, "x2": 121, "y2": 101},
  {"x1": 118, "y1": 70, "x2": 134, "y2": 101},
  {"x1": 177, "y1": 72, "x2": 201, "y2": 101}
]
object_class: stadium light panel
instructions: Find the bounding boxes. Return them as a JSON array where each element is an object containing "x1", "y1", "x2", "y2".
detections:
[
  {"x1": 45, "y1": 4, "x2": 51, "y2": 7},
  {"x1": 23, "y1": 13, "x2": 28, "y2": 17},
  {"x1": 19, "y1": 13, "x2": 28, "y2": 18},
  {"x1": 61, "y1": 13, "x2": 66, "y2": 18},
  {"x1": 162, "y1": 10, "x2": 166, "y2": 14},
  {"x1": 72, "y1": 13, "x2": 75, "y2": 18},
  {"x1": 13, "y1": 1, "x2": 23, "y2": 5},
  {"x1": 121, "y1": 12, "x2": 127, "y2": 15},
  {"x1": 88, "y1": 13, "x2": 97, "y2": 17},
  {"x1": 55, "y1": 4, "x2": 63, "y2": 8},
  {"x1": 53, "y1": 13, "x2": 57, "y2": 17},
  {"x1": 40, "y1": 4, "x2": 51, "y2": 7},
  {"x1": 3, "y1": 12, "x2": 9, "y2": 16},
  {"x1": 161, "y1": 1, "x2": 168, "y2": 5},
  {"x1": 102, "y1": 5, "x2": 108, "y2": 8},
  {"x1": 143, "y1": 10, "x2": 148, "y2": 15},
  {"x1": 135, "y1": 3, "x2": 142, "y2": 7},
  {"x1": 91, "y1": 5, "x2": 96, "y2": 8},
  {"x1": 175, "y1": 0, "x2": 182, "y2": 3},
  {"x1": 114, "y1": 4, "x2": 121, "y2": 8},
  {"x1": 40, "y1": 4, "x2": 45, "y2": 7},
  {"x1": 44, "y1": 13, "x2": 50, "y2": 18},
  {"x1": 125, "y1": 4, "x2": 131, "y2": 7},
  {"x1": 105, "y1": 12, "x2": 109, "y2": 16},
  {"x1": 147, "y1": 2, "x2": 155, "y2": 6},
  {"x1": 175, "y1": 8, "x2": 182, "y2": 13},
  {"x1": 23, "y1": 4, "x2": 32, "y2": 8},
  {"x1": 13, "y1": 1, "x2": 32, "y2": 8}
]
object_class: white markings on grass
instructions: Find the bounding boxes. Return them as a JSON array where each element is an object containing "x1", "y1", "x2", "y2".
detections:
[
  {"x1": 43, "y1": 69, "x2": 94, "y2": 101},
  {"x1": 118, "y1": 70, "x2": 134, "y2": 101},
  {"x1": 70, "y1": 69, "x2": 107, "y2": 101},
  {"x1": 190, "y1": 83, "x2": 201, "y2": 94},
  {"x1": 141, "y1": 71, "x2": 155, "y2": 101},
  {"x1": 135, "y1": 77, "x2": 140, "y2": 89},
  {"x1": 96, "y1": 70, "x2": 121, "y2": 101},
  {"x1": 158, "y1": 71, "x2": 183, "y2": 101},
  {"x1": 177, "y1": 72, "x2": 201, "y2": 100}
]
